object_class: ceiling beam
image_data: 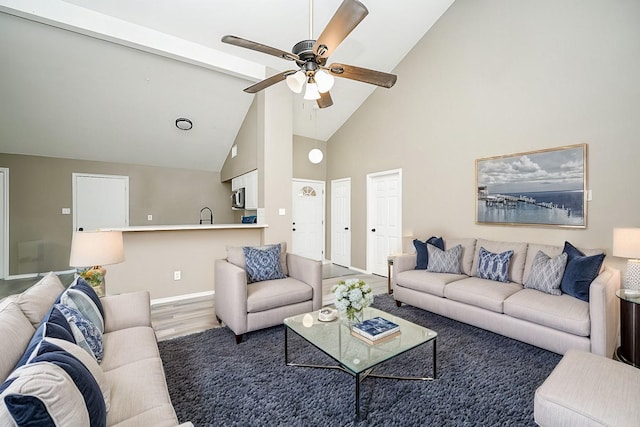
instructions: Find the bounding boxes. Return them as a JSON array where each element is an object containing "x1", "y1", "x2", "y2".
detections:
[{"x1": 0, "y1": 0, "x2": 266, "y2": 82}]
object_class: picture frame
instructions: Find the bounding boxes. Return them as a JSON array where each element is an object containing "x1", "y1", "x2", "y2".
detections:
[{"x1": 476, "y1": 144, "x2": 587, "y2": 228}]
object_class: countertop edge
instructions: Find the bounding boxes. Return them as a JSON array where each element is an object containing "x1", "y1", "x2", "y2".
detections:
[{"x1": 100, "y1": 224, "x2": 268, "y2": 232}]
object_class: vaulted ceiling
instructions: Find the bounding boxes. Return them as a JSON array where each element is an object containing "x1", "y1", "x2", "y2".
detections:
[{"x1": 0, "y1": 0, "x2": 454, "y2": 171}]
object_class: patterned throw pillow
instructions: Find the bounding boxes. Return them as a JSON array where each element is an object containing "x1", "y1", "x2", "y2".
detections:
[
  {"x1": 55, "y1": 303, "x2": 103, "y2": 362},
  {"x1": 243, "y1": 245, "x2": 286, "y2": 284},
  {"x1": 60, "y1": 287, "x2": 104, "y2": 333},
  {"x1": 426, "y1": 244, "x2": 462, "y2": 274},
  {"x1": 524, "y1": 251, "x2": 568, "y2": 295},
  {"x1": 476, "y1": 247, "x2": 514, "y2": 283}
]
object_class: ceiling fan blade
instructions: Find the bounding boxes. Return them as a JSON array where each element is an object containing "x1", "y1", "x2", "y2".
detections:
[
  {"x1": 313, "y1": 0, "x2": 368, "y2": 59},
  {"x1": 222, "y1": 35, "x2": 299, "y2": 61},
  {"x1": 243, "y1": 70, "x2": 297, "y2": 94},
  {"x1": 317, "y1": 91, "x2": 333, "y2": 109},
  {"x1": 328, "y1": 63, "x2": 397, "y2": 88}
]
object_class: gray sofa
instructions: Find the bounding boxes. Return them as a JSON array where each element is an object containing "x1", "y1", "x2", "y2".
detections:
[
  {"x1": 392, "y1": 238, "x2": 620, "y2": 356},
  {"x1": 0, "y1": 272, "x2": 190, "y2": 426}
]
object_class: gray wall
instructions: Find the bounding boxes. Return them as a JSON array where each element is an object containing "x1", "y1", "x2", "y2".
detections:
[
  {"x1": 326, "y1": 0, "x2": 640, "y2": 270},
  {"x1": 0, "y1": 153, "x2": 234, "y2": 274}
]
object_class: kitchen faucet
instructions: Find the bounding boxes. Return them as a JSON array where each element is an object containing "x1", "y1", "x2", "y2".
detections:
[{"x1": 200, "y1": 207, "x2": 213, "y2": 224}]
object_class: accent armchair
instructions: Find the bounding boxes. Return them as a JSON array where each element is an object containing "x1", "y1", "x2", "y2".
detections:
[{"x1": 214, "y1": 247, "x2": 322, "y2": 343}]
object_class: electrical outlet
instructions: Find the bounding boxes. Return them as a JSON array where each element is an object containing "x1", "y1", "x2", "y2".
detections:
[
  {"x1": 147, "y1": 214, "x2": 153, "y2": 221},
  {"x1": 173, "y1": 271, "x2": 181, "y2": 281}
]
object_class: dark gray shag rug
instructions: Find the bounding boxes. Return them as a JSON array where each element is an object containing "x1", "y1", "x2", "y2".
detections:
[{"x1": 158, "y1": 294, "x2": 561, "y2": 426}]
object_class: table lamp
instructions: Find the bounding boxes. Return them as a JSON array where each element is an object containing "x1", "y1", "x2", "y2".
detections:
[
  {"x1": 613, "y1": 228, "x2": 640, "y2": 290},
  {"x1": 69, "y1": 231, "x2": 124, "y2": 296}
]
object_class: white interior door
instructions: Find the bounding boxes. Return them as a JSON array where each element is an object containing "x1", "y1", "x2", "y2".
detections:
[
  {"x1": 0, "y1": 168, "x2": 7, "y2": 278},
  {"x1": 367, "y1": 169, "x2": 402, "y2": 276},
  {"x1": 291, "y1": 180, "x2": 325, "y2": 261},
  {"x1": 73, "y1": 173, "x2": 129, "y2": 231},
  {"x1": 331, "y1": 178, "x2": 351, "y2": 267}
]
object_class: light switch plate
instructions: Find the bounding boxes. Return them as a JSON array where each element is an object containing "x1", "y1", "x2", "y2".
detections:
[
  {"x1": 278, "y1": 208, "x2": 286, "y2": 216},
  {"x1": 61, "y1": 208, "x2": 71, "y2": 215}
]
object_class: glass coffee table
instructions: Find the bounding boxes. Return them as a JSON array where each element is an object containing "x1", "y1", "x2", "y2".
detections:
[{"x1": 284, "y1": 306, "x2": 437, "y2": 420}]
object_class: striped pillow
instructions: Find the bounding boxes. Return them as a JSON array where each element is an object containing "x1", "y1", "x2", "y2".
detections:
[{"x1": 0, "y1": 344, "x2": 106, "y2": 427}]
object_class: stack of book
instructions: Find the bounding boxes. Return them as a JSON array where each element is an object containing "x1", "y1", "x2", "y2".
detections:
[{"x1": 351, "y1": 316, "x2": 401, "y2": 345}]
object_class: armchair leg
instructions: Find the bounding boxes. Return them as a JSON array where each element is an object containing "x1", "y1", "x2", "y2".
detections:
[
  {"x1": 395, "y1": 301, "x2": 402, "y2": 307},
  {"x1": 235, "y1": 334, "x2": 243, "y2": 344}
]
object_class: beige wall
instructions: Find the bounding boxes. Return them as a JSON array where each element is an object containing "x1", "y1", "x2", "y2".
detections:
[
  {"x1": 220, "y1": 97, "x2": 259, "y2": 182},
  {"x1": 326, "y1": 0, "x2": 640, "y2": 271},
  {"x1": 0, "y1": 153, "x2": 234, "y2": 275}
]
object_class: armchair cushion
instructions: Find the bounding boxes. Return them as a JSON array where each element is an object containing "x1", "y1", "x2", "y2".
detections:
[
  {"x1": 246, "y1": 278, "x2": 313, "y2": 313},
  {"x1": 243, "y1": 245, "x2": 286, "y2": 283}
]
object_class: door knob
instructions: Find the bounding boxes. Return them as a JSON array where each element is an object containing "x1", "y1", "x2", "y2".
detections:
[
  {"x1": 371, "y1": 228, "x2": 376, "y2": 232},
  {"x1": 292, "y1": 228, "x2": 296, "y2": 231},
  {"x1": 344, "y1": 227, "x2": 349, "y2": 230}
]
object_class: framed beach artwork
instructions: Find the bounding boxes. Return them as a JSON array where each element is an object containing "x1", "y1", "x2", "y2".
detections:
[{"x1": 476, "y1": 144, "x2": 587, "y2": 228}]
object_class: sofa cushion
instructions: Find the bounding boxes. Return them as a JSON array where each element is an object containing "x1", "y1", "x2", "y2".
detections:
[
  {"x1": 504, "y1": 289, "x2": 590, "y2": 336},
  {"x1": 247, "y1": 277, "x2": 312, "y2": 313},
  {"x1": 0, "y1": 300, "x2": 36, "y2": 382},
  {"x1": 471, "y1": 239, "x2": 528, "y2": 284},
  {"x1": 16, "y1": 271, "x2": 65, "y2": 328},
  {"x1": 227, "y1": 242, "x2": 288, "y2": 276},
  {"x1": 0, "y1": 348, "x2": 106, "y2": 427},
  {"x1": 413, "y1": 237, "x2": 444, "y2": 270},
  {"x1": 104, "y1": 358, "x2": 179, "y2": 427},
  {"x1": 427, "y1": 244, "x2": 462, "y2": 274},
  {"x1": 524, "y1": 251, "x2": 568, "y2": 296},
  {"x1": 444, "y1": 277, "x2": 523, "y2": 313},
  {"x1": 395, "y1": 270, "x2": 468, "y2": 297},
  {"x1": 101, "y1": 326, "x2": 160, "y2": 372},
  {"x1": 560, "y1": 242, "x2": 605, "y2": 302},
  {"x1": 55, "y1": 303, "x2": 103, "y2": 362},
  {"x1": 445, "y1": 238, "x2": 477, "y2": 276},
  {"x1": 476, "y1": 247, "x2": 514, "y2": 283}
]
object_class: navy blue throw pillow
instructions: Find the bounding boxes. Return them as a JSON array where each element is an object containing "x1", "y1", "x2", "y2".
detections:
[
  {"x1": 413, "y1": 237, "x2": 445, "y2": 270},
  {"x1": 560, "y1": 241, "x2": 605, "y2": 302},
  {"x1": 14, "y1": 322, "x2": 76, "y2": 370}
]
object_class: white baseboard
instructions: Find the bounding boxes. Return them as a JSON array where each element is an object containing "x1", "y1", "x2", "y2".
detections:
[{"x1": 151, "y1": 290, "x2": 215, "y2": 306}]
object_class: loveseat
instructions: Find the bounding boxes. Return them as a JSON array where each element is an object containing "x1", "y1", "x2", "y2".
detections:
[
  {"x1": 0, "y1": 272, "x2": 191, "y2": 426},
  {"x1": 391, "y1": 237, "x2": 620, "y2": 356}
]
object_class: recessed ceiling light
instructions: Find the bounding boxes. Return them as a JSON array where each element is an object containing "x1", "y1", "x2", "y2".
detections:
[{"x1": 175, "y1": 118, "x2": 193, "y2": 130}]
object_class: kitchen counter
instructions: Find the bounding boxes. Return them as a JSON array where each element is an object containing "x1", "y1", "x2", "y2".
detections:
[{"x1": 102, "y1": 224, "x2": 266, "y2": 232}]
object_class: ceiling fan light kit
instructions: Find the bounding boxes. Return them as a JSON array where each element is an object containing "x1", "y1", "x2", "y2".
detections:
[{"x1": 222, "y1": 0, "x2": 396, "y2": 109}]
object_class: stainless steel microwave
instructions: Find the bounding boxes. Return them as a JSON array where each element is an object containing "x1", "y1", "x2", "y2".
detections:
[{"x1": 231, "y1": 187, "x2": 245, "y2": 209}]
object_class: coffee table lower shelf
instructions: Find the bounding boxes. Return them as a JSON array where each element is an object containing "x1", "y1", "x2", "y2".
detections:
[{"x1": 284, "y1": 318, "x2": 437, "y2": 421}]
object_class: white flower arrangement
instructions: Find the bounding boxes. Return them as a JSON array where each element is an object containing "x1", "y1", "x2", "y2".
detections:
[{"x1": 331, "y1": 278, "x2": 374, "y2": 322}]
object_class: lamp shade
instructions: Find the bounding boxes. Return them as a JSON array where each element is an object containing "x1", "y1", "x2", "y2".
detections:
[
  {"x1": 69, "y1": 231, "x2": 125, "y2": 268},
  {"x1": 613, "y1": 228, "x2": 640, "y2": 259},
  {"x1": 303, "y1": 79, "x2": 321, "y2": 100},
  {"x1": 314, "y1": 69, "x2": 334, "y2": 93},
  {"x1": 286, "y1": 70, "x2": 306, "y2": 93}
]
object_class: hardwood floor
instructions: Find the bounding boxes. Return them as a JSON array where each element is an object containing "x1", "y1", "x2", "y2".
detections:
[{"x1": 151, "y1": 266, "x2": 389, "y2": 341}]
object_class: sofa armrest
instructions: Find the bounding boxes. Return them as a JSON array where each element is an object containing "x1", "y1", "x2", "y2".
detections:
[
  {"x1": 214, "y1": 259, "x2": 249, "y2": 334},
  {"x1": 286, "y1": 253, "x2": 322, "y2": 310},
  {"x1": 589, "y1": 267, "x2": 621, "y2": 357},
  {"x1": 391, "y1": 254, "x2": 417, "y2": 289},
  {"x1": 102, "y1": 291, "x2": 151, "y2": 333}
]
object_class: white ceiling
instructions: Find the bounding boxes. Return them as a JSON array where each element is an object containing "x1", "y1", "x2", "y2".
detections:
[{"x1": 0, "y1": 0, "x2": 454, "y2": 171}]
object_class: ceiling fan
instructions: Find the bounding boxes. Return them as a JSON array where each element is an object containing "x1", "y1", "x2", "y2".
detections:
[{"x1": 222, "y1": 0, "x2": 397, "y2": 109}]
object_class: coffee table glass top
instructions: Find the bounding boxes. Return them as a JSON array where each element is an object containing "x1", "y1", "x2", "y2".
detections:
[{"x1": 284, "y1": 307, "x2": 436, "y2": 374}]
